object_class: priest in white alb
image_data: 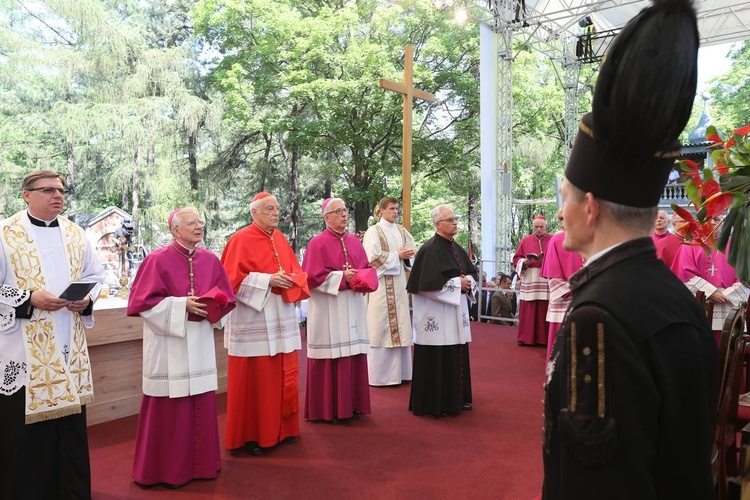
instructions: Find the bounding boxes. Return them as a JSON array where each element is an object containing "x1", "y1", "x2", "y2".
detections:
[
  {"x1": 0, "y1": 170, "x2": 106, "y2": 499},
  {"x1": 363, "y1": 196, "x2": 417, "y2": 386}
]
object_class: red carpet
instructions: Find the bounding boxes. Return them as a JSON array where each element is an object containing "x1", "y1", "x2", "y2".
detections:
[{"x1": 88, "y1": 323, "x2": 547, "y2": 499}]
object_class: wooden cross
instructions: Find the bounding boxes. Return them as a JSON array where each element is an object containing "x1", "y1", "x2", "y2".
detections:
[{"x1": 379, "y1": 45, "x2": 435, "y2": 231}]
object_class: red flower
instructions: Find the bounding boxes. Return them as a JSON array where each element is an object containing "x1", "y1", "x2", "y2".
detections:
[
  {"x1": 707, "y1": 131, "x2": 723, "y2": 144},
  {"x1": 702, "y1": 178, "x2": 721, "y2": 199},
  {"x1": 716, "y1": 162, "x2": 729, "y2": 175},
  {"x1": 681, "y1": 160, "x2": 703, "y2": 185},
  {"x1": 735, "y1": 124, "x2": 750, "y2": 136},
  {"x1": 705, "y1": 192, "x2": 735, "y2": 218}
]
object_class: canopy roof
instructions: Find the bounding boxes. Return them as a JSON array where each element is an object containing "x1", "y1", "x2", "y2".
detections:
[{"x1": 520, "y1": 0, "x2": 750, "y2": 46}]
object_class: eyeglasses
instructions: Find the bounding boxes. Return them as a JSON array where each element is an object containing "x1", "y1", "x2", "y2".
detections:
[
  {"x1": 437, "y1": 216, "x2": 459, "y2": 224},
  {"x1": 26, "y1": 187, "x2": 67, "y2": 196},
  {"x1": 178, "y1": 220, "x2": 205, "y2": 228},
  {"x1": 325, "y1": 208, "x2": 348, "y2": 216}
]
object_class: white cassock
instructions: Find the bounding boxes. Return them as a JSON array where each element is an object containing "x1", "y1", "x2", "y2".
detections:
[
  {"x1": 412, "y1": 276, "x2": 476, "y2": 346},
  {"x1": 363, "y1": 219, "x2": 416, "y2": 385},
  {"x1": 306, "y1": 271, "x2": 370, "y2": 360}
]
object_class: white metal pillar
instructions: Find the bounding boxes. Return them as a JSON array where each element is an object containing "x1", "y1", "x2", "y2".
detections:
[
  {"x1": 562, "y1": 37, "x2": 581, "y2": 164},
  {"x1": 495, "y1": 0, "x2": 515, "y2": 274},
  {"x1": 480, "y1": 23, "x2": 498, "y2": 278}
]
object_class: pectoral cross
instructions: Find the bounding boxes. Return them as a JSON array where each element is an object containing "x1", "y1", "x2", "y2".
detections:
[
  {"x1": 379, "y1": 45, "x2": 435, "y2": 231},
  {"x1": 708, "y1": 261, "x2": 718, "y2": 277}
]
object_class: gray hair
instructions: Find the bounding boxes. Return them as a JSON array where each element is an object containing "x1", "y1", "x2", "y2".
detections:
[
  {"x1": 431, "y1": 204, "x2": 452, "y2": 224},
  {"x1": 322, "y1": 197, "x2": 345, "y2": 216},
  {"x1": 567, "y1": 182, "x2": 656, "y2": 233},
  {"x1": 171, "y1": 207, "x2": 199, "y2": 229}
]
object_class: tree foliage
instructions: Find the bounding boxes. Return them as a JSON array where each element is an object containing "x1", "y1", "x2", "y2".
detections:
[{"x1": 0, "y1": 0, "x2": 583, "y2": 257}]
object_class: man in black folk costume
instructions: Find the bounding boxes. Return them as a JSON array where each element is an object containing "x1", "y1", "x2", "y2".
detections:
[{"x1": 542, "y1": 0, "x2": 720, "y2": 497}]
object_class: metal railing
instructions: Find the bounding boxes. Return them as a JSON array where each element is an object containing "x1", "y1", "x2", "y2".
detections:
[{"x1": 475, "y1": 259, "x2": 518, "y2": 325}]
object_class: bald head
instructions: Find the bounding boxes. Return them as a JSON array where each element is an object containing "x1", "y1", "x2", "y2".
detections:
[{"x1": 654, "y1": 210, "x2": 668, "y2": 235}]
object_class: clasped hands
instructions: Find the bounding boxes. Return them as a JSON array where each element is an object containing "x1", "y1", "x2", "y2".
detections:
[
  {"x1": 459, "y1": 275, "x2": 473, "y2": 293},
  {"x1": 269, "y1": 272, "x2": 294, "y2": 289},
  {"x1": 31, "y1": 290, "x2": 90, "y2": 313}
]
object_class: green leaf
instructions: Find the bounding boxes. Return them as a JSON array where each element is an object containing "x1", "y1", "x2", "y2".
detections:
[
  {"x1": 717, "y1": 206, "x2": 737, "y2": 251},
  {"x1": 685, "y1": 180, "x2": 701, "y2": 207},
  {"x1": 706, "y1": 125, "x2": 720, "y2": 142}
]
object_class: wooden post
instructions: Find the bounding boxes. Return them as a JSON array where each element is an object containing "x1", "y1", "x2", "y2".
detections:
[{"x1": 379, "y1": 45, "x2": 435, "y2": 231}]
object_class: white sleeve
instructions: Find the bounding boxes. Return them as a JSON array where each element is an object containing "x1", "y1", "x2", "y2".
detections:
[
  {"x1": 139, "y1": 296, "x2": 188, "y2": 338},
  {"x1": 466, "y1": 276, "x2": 478, "y2": 305},
  {"x1": 381, "y1": 255, "x2": 402, "y2": 276},
  {"x1": 723, "y1": 282, "x2": 749, "y2": 306},
  {"x1": 236, "y1": 272, "x2": 272, "y2": 311},
  {"x1": 683, "y1": 276, "x2": 717, "y2": 298},
  {"x1": 420, "y1": 277, "x2": 462, "y2": 306},
  {"x1": 0, "y1": 286, "x2": 31, "y2": 334},
  {"x1": 316, "y1": 271, "x2": 344, "y2": 296},
  {"x1": 80, "y1": 238, "x2": 107, "y2": 328},
  {"x1": 548, "y1": 278, "x2": 571, "y2": 303}
]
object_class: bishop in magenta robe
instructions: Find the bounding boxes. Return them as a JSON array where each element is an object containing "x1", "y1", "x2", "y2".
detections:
[
  {"x1": 128, "y1": 207, "x2": 235, "y2": 488},
  {"x1": 674, "y1": 243, "x2": 748, "y2": 335},
  {"x1": 540, "y1": 230, "x2": 583, "y2": 361},
  {"x1": 302, "y1": 198, "x2": 372, "y2": 423}
]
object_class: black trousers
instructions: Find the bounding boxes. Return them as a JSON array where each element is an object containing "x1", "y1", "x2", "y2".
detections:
[{"x1": 0, "y1": 389, "x2": 91, "y2": 500}]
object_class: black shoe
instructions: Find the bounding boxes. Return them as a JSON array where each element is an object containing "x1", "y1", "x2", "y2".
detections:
[
  {"x1": 244, "y1": 441, "x2": 263, "y2": 455},
  {"x1": 281, "y1": 436, "x2": 298, "y2": 444},
  {"x1": 462, "y1": 403, "x2": 473, "y2": 410},
  {"x1": 353, "y1": 410, "x2": 361, "y2": 420},
  {"x1": 331, "y1": 417, "x2": 341, "y2": 425}
]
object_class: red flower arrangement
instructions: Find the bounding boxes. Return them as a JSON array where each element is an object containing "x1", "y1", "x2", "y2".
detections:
[{"x1": 671, "y1": 124, "x2": 750, "y2": 284}]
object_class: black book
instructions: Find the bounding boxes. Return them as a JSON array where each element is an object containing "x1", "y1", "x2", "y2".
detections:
[{"x1": 59, "y1": 281, "x2": 97, "y2": 301}]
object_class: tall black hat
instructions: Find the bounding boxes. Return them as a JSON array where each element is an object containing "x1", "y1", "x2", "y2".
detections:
[{"x1": 565, "y1": 0, "x2": 699, "y2": 208}]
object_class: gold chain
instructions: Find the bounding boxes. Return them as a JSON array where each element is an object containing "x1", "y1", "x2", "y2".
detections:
[
  {"x1": 170, "y1": 244, "x2": 195, "y2": 296},
  {"x1": 327, "y1": 227, "x2": 350, "y2": 269},
  {"x1": 253, "y1": 222, "x2": 285, "y2": 273}
]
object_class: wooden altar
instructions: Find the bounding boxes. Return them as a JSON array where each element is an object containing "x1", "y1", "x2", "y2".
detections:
[{"x1": 86, "y1": 299, "x2": 228, "y2": 426}]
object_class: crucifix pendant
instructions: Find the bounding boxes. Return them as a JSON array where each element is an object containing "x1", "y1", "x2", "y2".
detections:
[{"x1": 708, "y1": 262, "x2": 717, "y2": 277}]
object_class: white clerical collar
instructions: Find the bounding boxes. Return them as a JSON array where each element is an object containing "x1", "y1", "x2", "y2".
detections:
[
  {"x1": 27, "y1": 211, "x2": 59, "y2": 227},
  {"x1": 174, "y1": 239, "x2": 197, "y2": 254},
  {"x1": 584, "y1": 242, "x2": 624, "y2": 267},
  {"x1": 378, "y1": 219, "x2": 397, "y2": 229}
]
